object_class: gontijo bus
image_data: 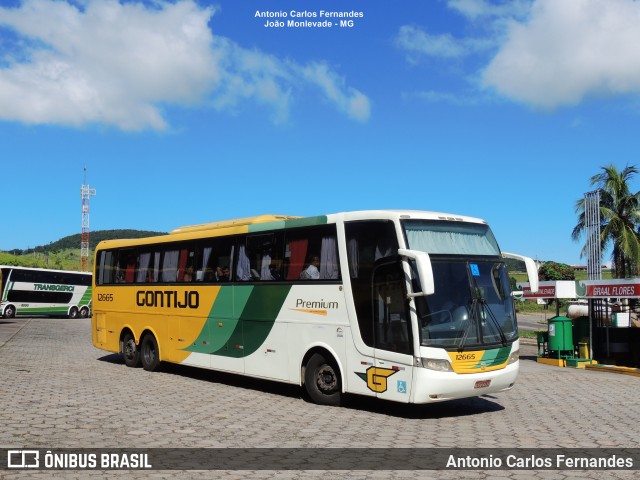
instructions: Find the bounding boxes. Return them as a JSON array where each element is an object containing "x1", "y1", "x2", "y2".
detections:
[
  {"x1": 1, "y1": 265, "x2": 92, "y2": 319},
  {"x1": 91, "y1": 211, "x2": 538, "y2": 406}
]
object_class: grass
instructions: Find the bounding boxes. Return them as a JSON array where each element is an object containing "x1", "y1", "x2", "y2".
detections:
[
  {"x1": 0, "y1": 249, "x2": 90, "y2": 271},
  {"x1": 519, "y1": 329, "x2": 544, "y2": 339}
]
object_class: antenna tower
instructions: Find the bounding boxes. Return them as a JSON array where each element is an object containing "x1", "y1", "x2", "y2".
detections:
[
  {"x1": 584, "y1": 190, "x2": 601, "y2": 280},
  {"x1": 80, "y1": 167, "x2": 97, "y2": 272}
]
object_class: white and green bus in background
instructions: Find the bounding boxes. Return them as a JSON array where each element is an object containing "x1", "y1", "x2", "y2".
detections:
[
  {"x1": 92, "y1": 210, "x2": 538, "y2": 406},
  {"x1": 0, "y1": 266, "x2": 92, "y2": 319}
]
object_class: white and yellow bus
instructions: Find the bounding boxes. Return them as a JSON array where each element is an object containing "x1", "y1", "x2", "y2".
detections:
[
  {"x1": 1, "y1": 266, "x2": 92, "y2": 319},
  {"x1": 91, "y1": 211, "x2": 538, "y2": 406}
]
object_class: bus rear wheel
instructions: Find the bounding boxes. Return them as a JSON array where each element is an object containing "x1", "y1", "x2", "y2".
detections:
[
  {"x1": 79, "y1": 307, "x2": 90, "y2": 318},
  {"x1": 304, "y1": 353, "x2": 342, "y2": 406},
  {"x1": 68, "y1": 307, "x2": 79, "y2": 319},
  {"x1": 140, "y1": 334, "x2": 160, "y2": 371},
  {"x1": 122, "y1": 332, "x2": 140, "y2": 368}
]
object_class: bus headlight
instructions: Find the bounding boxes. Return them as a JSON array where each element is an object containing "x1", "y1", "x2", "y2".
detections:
[
  {"x1": 508, "y1": 349, "x2": 519, "y2": 365},
  {"x1": 419, "y1": 358, "x2": 453, "y2": 372}
]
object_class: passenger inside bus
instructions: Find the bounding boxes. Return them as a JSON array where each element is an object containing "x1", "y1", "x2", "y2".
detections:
[
  {"x1": 300, "y1": 256, "x2": 320, "y2": 280},
  {"x1": 183, "y1": 267, "x2": 194, "y2": 282},
  {"x1": 215, "y1": 266, "x2": 230, "y2": 282}
]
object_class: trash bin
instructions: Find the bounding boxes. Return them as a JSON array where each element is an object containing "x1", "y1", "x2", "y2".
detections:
[
  {"x1": 578, "y1": 341, "x2": 589, "y2": 359},
  {"x1": 548, "y1": 316, "x2": 573, "y2": 358},
  {"x1": 573, "y1": 316, "x2": 590, "y2": 358}
]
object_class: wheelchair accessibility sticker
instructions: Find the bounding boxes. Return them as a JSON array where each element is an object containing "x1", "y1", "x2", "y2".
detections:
[{"x1": 397, "y1": 381, "x2": 407, "y2": 394}]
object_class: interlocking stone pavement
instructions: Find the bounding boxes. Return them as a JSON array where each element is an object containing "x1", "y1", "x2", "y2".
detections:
[{"x1": 0, "y1": 317, "x2": 638, "y2": 479}]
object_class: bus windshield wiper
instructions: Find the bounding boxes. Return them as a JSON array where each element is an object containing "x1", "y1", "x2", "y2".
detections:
[
  {"x1": 457, "y1": 296, "x2": 478, "y2": 352},
  {"x1": 479, "y1": 297, "x2": 507, "y2": 346}
]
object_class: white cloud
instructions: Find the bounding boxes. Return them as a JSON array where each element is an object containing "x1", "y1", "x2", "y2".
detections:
[
  {"x1": 300, "y1": 63, "x2": 371, "y2": 122},
  {"x1": 0, "y1": 0, "x2": 370, "y2": 130},
  {"x1": 0, "y1": 0, "x2": 218, "y2": 130},
  {"x1": 396, "y1": 25, "x2": 469, "y2": 59},
  {"x1": 394, "y1": 1, "x2": 531, "y2": 62},
  {"x1": 209, "y1": 38, "x2": 370, "y2": 125},
  {"x1": 410, "y1": 90, "x2": 480, "y2": 106},
  {"x1": 482, "y1": 0, "x2": 640, "y2": 109},
  {"x1": 447, "y1": 0, "x2": 532, "y2": 21}
]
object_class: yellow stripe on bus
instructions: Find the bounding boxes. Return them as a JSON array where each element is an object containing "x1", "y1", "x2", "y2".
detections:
[{"x1": 290, "y1": 308, "x2": 328, "y2": 316}]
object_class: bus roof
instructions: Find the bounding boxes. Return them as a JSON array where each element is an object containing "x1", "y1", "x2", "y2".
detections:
[
  {"x1": 0, "y1": 265, "x2": 91, "y2": 275},
  {"x1": 339, "y1": 210, "x2": 487, "y2": 224},
  {"x1": 170, "y1": 214, "x2": 300, "y2": 234},
  {"x1": 95, "y1": 210, "x2": 488, "y2": 250}
]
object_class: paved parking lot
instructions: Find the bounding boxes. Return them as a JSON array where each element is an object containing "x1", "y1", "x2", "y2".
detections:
[{"x1": 1, "y1": 317, "x2": 639, "y2": 479}]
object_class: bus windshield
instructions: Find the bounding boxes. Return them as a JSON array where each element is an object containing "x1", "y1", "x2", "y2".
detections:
[
  {"x1": 403, "y1": 219, "x2": 500, "y2": 256},
  {"x1": 412, "y1": 260, "x2": 517, "y2": 348},
  {"x1": 402, "y1": 220, "x2": 516, "y2": 349}
]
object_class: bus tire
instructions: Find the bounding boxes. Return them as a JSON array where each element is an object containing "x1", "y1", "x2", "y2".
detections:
[
  {"x1": 79, "y1": 307, "x2": 90, "y2": 318},
  {"x1": 304, "y1": 352, "x2": 342, "y2": 406},
  {"x1": 122, "y1": 332, "x2": 140, "y2": 368},
  {"x1": 140, "y1": 333, "x2": 160, "y2": 372},
  {"x1": 68, "y1": 307, "x2": 79, "y2": 319},
  {"x1": 3, "y1": 305, "x2": 16, "y2": 319}
]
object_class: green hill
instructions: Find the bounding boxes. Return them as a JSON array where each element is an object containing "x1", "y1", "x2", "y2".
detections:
[{"x1": 0, "y1": 229, "x2": 166, "y2": 271}]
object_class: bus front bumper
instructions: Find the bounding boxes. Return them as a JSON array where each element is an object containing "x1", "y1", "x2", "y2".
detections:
[{"x1": 410, "y1": 361, "x2": 519, "y2": 403}]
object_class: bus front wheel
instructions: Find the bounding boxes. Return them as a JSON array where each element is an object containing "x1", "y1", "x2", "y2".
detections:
[
  {"x1": 3, "y1": 305, "x2": 16, "y2": 319},
  {"x1": 140, "y1": 334, "x2": 160, "y2": 372},
  {"x1": 304, "y1": 353, "x2": 342, "y2": 406},
  {"x1": 122, "y1": 332, "x2": 140, "y2": 368}
]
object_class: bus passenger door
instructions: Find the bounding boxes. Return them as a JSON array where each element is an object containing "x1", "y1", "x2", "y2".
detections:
[{"x1": 371, "y1": 258, "x2": 414, "y2": 402}]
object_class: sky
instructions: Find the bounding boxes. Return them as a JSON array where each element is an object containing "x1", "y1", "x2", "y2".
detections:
[{"x1": 1, "y1": 0, "x2": 640, "y2": 266}]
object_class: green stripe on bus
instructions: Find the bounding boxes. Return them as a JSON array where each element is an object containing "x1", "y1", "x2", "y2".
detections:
[
  {"x1": 248, "y1": 220, "x2": 287, "y2": 233},
  {"x1": 238, "y1": 284, "x2": 291, "y2": 356},
  {"x1": 17, "y1": 307, "x2": 69, "y2": 315},
  {"x1": 2, "y1": 281, "x2": 12, "y2": 302},
  {"x1": 246, "y1": 216, "x2": 327, "y2": 233},
  {"x1": 284, "y1": 216, "x2": 327, "y2": 229},
  {"x1": 79, "y1": 287, "x2": 93, "y2": 307},
  {"x1": 186, "y1": 284, "x2": 291, "y2": 358},
  {"x1": 186, "y1": 286, "x2": 253, "y2": 355},
  {"x1": 478, "y1": 346, "x2": 511, "y2": 367}
]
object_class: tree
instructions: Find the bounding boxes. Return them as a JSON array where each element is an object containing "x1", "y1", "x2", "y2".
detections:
[
  {"x1": 538, "y1": 261, "x2": 575, "y2": 281},
  {"x1": 572, "y1": 164, "x2": 640, "y2": 278}
]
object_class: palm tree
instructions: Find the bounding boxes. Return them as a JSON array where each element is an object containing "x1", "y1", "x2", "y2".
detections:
[{"x1": 572, "y1": 164, "x2": 640, "y2": 278}]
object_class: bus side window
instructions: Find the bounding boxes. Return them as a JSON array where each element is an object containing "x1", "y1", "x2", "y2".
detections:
[
  {"x1": 373, "y1": 259, "x2": 412, "y2": 355},
  {"x1": 135, "y1": 251, "x2": 160, "y2": 283},
  {"x1": 245, "y1": 232, "x2": 284, "y2": 281},
  {"x1": 98, "y1": 250, "x2": 117, "y2": 284},
  {"x1": 283, "y1": 225, "x2": 340, "y2": 281},
  {"x1": 193, "y1": 236, "x2": 236, "y2": 282},
  {"x1": 125, "y1": 257, "x2": 136, "y2": 283},
  {"x1": 235, "y1": 236, "x2": 252, "y2": 281},
  {"x1": 345, "y1": 220, "x2": 399, "y2": 348},
  {"x1": 161, "y1": 250, "x2": 180, "y2": 283},
  {"x1": 177, "y1": 247, "x2": 196, "y2": 282}
]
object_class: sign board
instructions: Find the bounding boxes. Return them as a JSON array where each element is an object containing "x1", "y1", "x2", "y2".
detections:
[
  {"x1": 576, "y1": 279, "x2": 640, "y2": 298},
  {"x1": 518, "y1": 281, "x2": 576, "y2": 299},
  {"x1": 519, "y1": 279, "x2": 640, "y2": 299}
]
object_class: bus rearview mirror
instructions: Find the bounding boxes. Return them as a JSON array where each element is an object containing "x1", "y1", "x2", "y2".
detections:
[
  {"x1": 398, "y1": 249, "x2": 435, "y2": 297},
  {"x1": 502, "y1": 252, "x2": 539, "y2": 294}
]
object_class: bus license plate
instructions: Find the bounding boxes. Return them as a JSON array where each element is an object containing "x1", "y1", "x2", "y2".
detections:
[{"x1": 474, "y1": 379, "x2": 491, "y2": 389}]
